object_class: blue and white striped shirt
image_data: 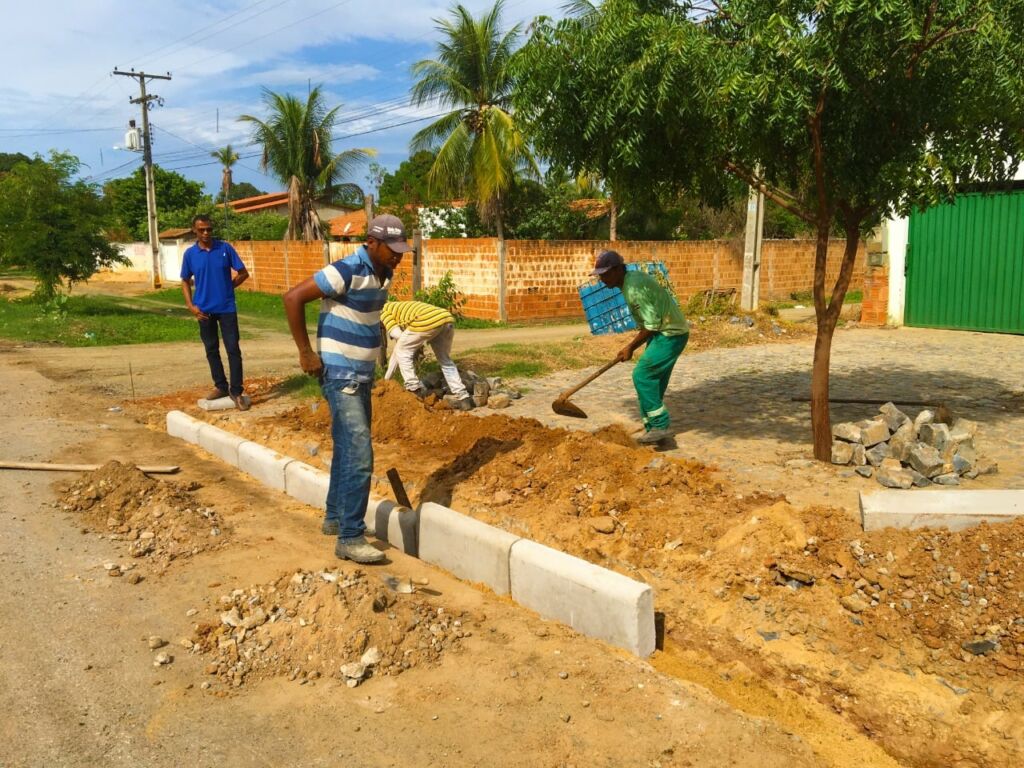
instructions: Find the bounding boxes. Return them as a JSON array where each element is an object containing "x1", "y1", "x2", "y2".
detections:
[{"x1": 313, "y1": 246, "x2": 392, "y2": 382}]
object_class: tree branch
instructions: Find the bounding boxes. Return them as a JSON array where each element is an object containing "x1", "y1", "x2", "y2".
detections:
[
  {"x1": 905, "y1": 6, "x2": 978, "y2": 79},
  {"x1": 723, "y1": 161, "x2": 815, "y2": 224}
]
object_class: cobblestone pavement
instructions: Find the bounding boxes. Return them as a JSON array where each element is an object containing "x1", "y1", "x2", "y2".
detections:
[{"x1": 491, "y1": 326, "x2": 1024, "y2": 514}]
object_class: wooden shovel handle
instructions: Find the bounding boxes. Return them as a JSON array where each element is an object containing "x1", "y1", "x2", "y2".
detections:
[{"x1": 557, "y1": 358, "x2": 620, "y2": 401}]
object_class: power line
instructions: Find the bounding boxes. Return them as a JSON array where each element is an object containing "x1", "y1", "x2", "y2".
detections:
[
  {"x1": 160, "y1": 113, "x2": 443, "y2": 172},
  {"x1": 82, "y1": 155, "x2": 142, "y2": 183},
  {"x1": 132, "y1": 0, "x2": 286, "y2": 69},
  {"x1": 178, "y1": 0, "x2": 357, "y2": 74}
]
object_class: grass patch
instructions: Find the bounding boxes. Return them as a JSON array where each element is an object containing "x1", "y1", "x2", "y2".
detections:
[
  {"x1": 774, "y1": 289, "x2": 863, "y2": 309},
  {"x1": 275, "y1": 374, "x2": 323, "y2": 399},
  {"x1": 141, "y1": 288, "x2": 317, "y2": 327},
  {"x1": 0, "y1": 295, "x2": 199, "y2": 346},
  {"x1": 454, "y1": 316, "x2": 504, "y2": 329},
  {"x1": 0, "y1": 265, "x2": 33, "y2": 280},
  {"x1": 425, "y1": 339, "x2": 615, "y2": 380}
]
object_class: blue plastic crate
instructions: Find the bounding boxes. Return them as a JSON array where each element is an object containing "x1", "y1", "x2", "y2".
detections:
[{"x1": 578, "y1": 262, "x2": 674, "y2": 335}]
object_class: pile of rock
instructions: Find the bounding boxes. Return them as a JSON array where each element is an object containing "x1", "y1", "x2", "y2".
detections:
[
  {"x1": 831, "y1": 403, "x2": 997, "y2": 488},
  {"x1": 420, "y1": 368, "x2": 522, "y2": 409}
]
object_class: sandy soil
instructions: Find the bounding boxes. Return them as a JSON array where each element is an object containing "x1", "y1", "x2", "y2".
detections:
[
  {"x1": 0, "y1": 356, "x2": 853, "y2": 768},
  {"x1": 162, "y1": 381, "x2": 1024, "y2": 768}
]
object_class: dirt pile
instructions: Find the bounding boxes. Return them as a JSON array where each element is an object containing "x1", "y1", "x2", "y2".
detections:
[
  {"x1": 189, "y1": 383, "x2": 1024, "y2": 766},
  {"x1": 60, "y1": 461, "x2": 228, "y2": 569},
  {"x1": 189, "y1": 568, "x2": 472, "y2": 690}
]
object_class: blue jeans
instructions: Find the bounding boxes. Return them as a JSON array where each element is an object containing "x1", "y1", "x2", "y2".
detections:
[{"x1": 322, "y1": 378, "x2": 373, "y2": 540}]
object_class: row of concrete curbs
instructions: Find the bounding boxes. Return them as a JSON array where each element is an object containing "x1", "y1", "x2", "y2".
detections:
[{"x1": 166, "y1": 410, "x2": 656, "y2": 657}]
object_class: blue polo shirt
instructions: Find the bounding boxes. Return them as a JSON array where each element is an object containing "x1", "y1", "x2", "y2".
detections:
[
  {"x1": 313, "y1": 246, "x2": 392, "y2": 382},
  {"x1": 180, "y1": 239, "x2": 245, "y2": 314}
]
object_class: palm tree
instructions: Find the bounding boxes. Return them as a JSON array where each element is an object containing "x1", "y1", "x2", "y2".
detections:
[
  {"x1": 211, "y1": 144, "x2": 239, "y2": 221},
  {"x1": 410, "y1": 0, "x2": 536, "y2": 240},
  {"x1": 239, "y1": 87, "x2": 374, "y2": 241}
]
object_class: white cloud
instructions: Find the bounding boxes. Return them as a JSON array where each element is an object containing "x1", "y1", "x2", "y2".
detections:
[
  {"x1": 238, "y1": 62, "x2": 380, "y2": 88},
  {"x1": 0, "y1": 0, "x2": 563, "y2": 189}
]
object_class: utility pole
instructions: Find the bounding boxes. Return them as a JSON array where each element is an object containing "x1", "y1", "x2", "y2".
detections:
[
  {"x1": 740, "y1": 178, "x2": 765, "y2": 312},
  {"x1": 113, "y1": 68, "x2": 171, "y2": 289}
]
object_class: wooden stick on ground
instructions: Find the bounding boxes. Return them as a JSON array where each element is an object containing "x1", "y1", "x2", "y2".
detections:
[{"x1": 0, "y1": 461, "x2": 180, "y2": 474}]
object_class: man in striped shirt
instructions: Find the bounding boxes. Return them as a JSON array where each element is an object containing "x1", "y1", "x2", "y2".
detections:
[
  {"x1": 381, "y1": 300, "x2": 473, "y2": 410},
  {"x1": 283, "y1": 214, "x2": 410, "y2": 564}
]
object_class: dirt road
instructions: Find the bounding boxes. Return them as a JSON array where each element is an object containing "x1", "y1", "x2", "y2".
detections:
[{"x1": 0, "y1": 355, "x2": 837, "y2": 767}]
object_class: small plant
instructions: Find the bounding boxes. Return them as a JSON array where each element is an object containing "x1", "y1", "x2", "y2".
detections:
[
  {"x1": 414, "y1": 271, "x2": 466, "y2": 319},
  {"x1": 685, "y1": 287, "x2": 737, "y2": 317},
  {"x1": 42, "y1": 293, "x2": 70, "y2": 321}
]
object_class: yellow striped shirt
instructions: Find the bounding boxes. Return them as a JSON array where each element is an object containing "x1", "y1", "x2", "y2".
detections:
[{"x1": 380, "y1": 301, "x2": 454, "y2": 334}]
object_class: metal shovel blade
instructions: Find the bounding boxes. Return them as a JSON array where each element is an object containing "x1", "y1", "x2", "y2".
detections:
[{"x1": 552, "y1": 397, "x2": 588, "y2": 419}]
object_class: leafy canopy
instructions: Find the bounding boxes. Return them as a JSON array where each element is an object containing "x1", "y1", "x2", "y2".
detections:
[
  {"x1": 410, "y1": 0, "x2": 537, "y2": 236},
  {"x1": 515, "y1": 0, "x2": 1024, "y2": 233},
  {"x1": 0, "y1": 152, "x2": 124, "y2": 299},
  {"x1": 239, "y1": 86, "x2": 373, "y2": 240},
  {"x1": 103, "y1": 165, "x2": 204, "y2": 240}
]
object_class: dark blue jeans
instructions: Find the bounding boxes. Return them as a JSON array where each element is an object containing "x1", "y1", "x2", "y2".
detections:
[
  {"x1": 197, "y1": 312, "x2": 243, "y2": 397},
  {"x1": 322, "y1": 378, "x2": 373, "y2": 540}
]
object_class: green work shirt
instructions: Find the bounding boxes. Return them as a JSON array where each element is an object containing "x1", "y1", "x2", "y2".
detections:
[{"x1": 621, "y1": 271, "x2": 689, "y2": 336}]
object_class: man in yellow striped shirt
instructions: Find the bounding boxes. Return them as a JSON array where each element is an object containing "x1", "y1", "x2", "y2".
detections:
[{"x1": 381, "y1": 300, "x2": 473, "y2": 410}]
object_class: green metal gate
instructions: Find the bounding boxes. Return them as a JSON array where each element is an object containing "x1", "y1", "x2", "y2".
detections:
[{"x1": 905, "y1": 190, "x2": 1024, "y2": 334}]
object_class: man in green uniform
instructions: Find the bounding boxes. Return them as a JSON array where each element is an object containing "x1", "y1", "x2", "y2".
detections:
[{"x1": 592, "y1": 250, "x2": 689, "y2": 445}]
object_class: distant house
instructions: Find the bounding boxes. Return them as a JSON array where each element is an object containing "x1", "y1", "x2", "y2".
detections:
[
  {"x1": 228, "y1": 192, "x2": 355, "y2": 221},
  {"x1": 328, "y1": 210, "x2": 367, "y2": 242}
]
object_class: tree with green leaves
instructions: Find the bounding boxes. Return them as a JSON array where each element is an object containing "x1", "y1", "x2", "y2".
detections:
[
  {"x1": 104, "y1": 165, "x2": 205, "y2": 240},
  {"x1": 410, "y1": 0, "x2": 537, "y2": 240},
  {"x1": 516, "y1": 0, "x2": 1024, "y2": 460},
  {"x1": 0, "y1": 152, "x2": 124, "y2": 299},
  {"x1": 378, "y1": 150, "x2": 440, "y2": 208},
  {"x1": 240, "y1": 86, "x2": 374, "y2": 241},
  {"x1": 215, "y1": 181, "x2": 264, "y2": 204},
  {"x1": 211, "y1": 144, "x2": 240, "y2": 215}
]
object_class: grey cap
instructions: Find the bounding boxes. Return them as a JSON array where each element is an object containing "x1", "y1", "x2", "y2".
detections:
[
  {"x1": 591, "y1": 249, "x2": 624, "y2": 276},
  {"x1": 367, "y1": 214, "x2": 413, "y2": 253}
]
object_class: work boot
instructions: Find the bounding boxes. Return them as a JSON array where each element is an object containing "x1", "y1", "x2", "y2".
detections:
[
  {"x1": 636, "y1": 427, "x2": 673, "y2": 445},
  {"x1": 205, "y1": 388, "x2": 228, "y2": 401},
  {"x1": 335, "y1": 536, "x2": 386, "y2": 564},
  {"x1": 232, "y1": 394, "x2": 251, "y2": 411},
  {"x1": 451, "y1": 396, "x2": 474, "y2": 412},
  {"x1": 321, "y1": 518, "x2": 339, "y2": 536}
]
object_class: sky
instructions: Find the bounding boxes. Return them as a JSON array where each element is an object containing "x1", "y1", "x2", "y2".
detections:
[{"x1": 0, "y1": 0, "x2": 563, "y2": 196}]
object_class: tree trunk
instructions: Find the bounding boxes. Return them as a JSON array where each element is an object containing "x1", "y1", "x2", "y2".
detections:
[
  {"x1": 494, "y1": 193, "x2": 505, "y2": 242},
  {"x1": 286, "y1": 176, "x2": 302, "y2": 241},
  {"x1": 609, "y1": 197, "x2": 617, "y2": 241},
  {"x1": 810, "y1": 216, "x2": 864, "y2": 460}
]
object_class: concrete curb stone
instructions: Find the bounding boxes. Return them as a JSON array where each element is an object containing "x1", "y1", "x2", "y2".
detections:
[
  {"x1": 417, "y1": 502, "x2": 519, "y2": 595},
  {"x1": 509, "y1": 539, "x2": 656, "y2": 657}
]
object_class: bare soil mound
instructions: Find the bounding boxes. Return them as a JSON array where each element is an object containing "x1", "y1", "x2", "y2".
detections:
[
  {"x1": 192, "y1": 381, "x2": 1024, "y2": 766},
  {"x1": 189, "y1": 567, "x2": 472, "y2": 691},
  {"x1": 60, "y1": 461, "x2": 228, "y2": 570}
]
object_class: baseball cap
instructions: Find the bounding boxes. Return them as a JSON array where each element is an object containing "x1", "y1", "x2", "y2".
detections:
[
  {"x1": 367, "y1": 214, "x2": 413, "y2": 253},
  {"x1": 591, "y1": 249, "x2": 624, "y2": 276}
]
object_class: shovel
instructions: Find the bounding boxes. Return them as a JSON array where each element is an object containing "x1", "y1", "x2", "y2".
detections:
[{"x1": 551, "y1": 358, "x2": 620, "y2": 418}]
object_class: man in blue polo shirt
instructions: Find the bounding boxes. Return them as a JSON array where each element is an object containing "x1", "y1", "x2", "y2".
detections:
[
  {"x1": 181, "y1": 214, "x2": 250, "y2": 409},
  {"x1": 283, "y1": 214, "x2": 410, "y2": 564}
]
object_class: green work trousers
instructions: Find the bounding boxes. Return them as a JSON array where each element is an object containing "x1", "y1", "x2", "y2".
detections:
[{"x1": 632, "y1": 333, "x2": 688, "y2": 431}]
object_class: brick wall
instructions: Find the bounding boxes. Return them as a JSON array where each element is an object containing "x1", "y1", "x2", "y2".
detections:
[
  {"x1": 421, "y1": 239, "x2": 501, "y2": 320},
  {"x1": 462, "y1": 238, "x2": 864, "y2": 322},
  {"x1": 232, "y1": 240, "x2": 414, "y2": 300},
  {"x1": 861, "y1": 266, "x2": 889, "y2": 326},
  {"x1": 229, "y1": 237, "x2": 865, "y2": 323}
]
